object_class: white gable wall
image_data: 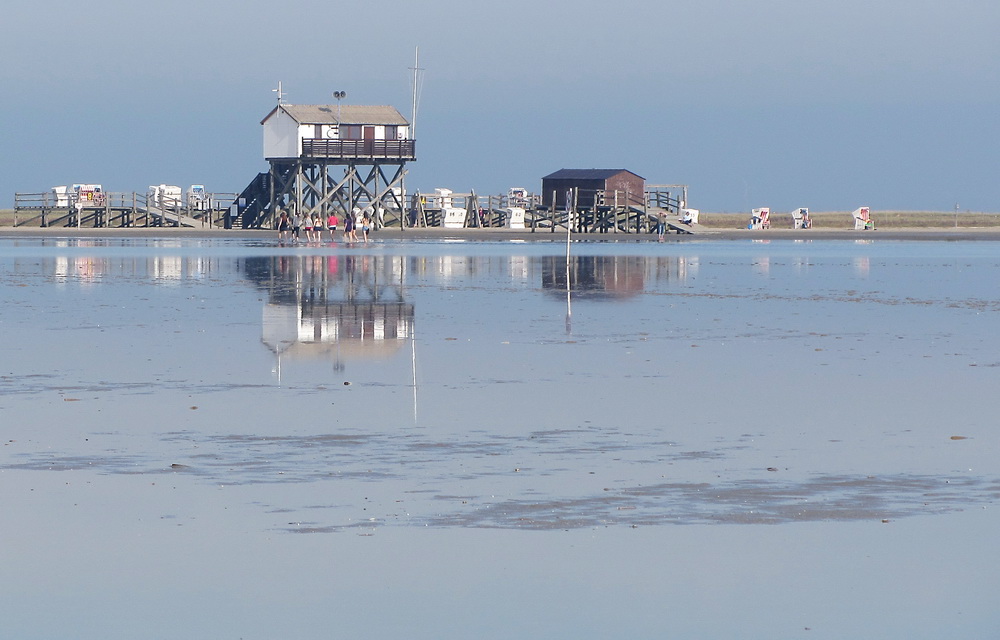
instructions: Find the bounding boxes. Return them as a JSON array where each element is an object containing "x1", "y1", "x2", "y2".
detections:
[
  {"x1": 264, "y1": 107, "x2": 413, "y2": 158},
  {"x1": 263, "y1": 108, "x2": 300, "y2": 159}
]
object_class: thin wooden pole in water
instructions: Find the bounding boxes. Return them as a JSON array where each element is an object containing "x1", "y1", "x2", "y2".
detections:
[{"x1": 565, "y1": 194, "x2": 572, "y2": 334}]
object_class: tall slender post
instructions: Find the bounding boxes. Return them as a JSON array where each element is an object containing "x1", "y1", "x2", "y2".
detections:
[
  {"x1": 410, "y1": 47, "x2": 423, "y2": 140},
  {"x1": 550, "y1": 190, "x2": 556, "y2": 233}
]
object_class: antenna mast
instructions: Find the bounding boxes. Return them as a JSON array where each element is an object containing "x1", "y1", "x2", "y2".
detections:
[
  {"x1": 409, "y1": 47, "x2": 424, "y2": 139},
  {"x1": 272, "y1": 81, "x2": 286, "y2": 105}
]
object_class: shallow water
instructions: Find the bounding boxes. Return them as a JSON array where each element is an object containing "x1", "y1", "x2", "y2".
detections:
[{"x1": 1, "y1": 236, "x2": 997, "y2": 638}]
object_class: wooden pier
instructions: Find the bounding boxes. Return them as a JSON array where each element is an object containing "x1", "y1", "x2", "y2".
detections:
[
  {"x1": 12, "y1": 185, "x2": 705, "y2": 235},
  {"x1": 13, "y1": 191, "x2": 239, "y2": 229},
  {"x1": 404, "y1": 184, "x2": 703, "y2": 235}
]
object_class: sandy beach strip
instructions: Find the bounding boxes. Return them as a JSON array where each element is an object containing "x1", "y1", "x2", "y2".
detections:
[{"x1": 2, "y1": 225, "x2": 1000, "y2": 242}]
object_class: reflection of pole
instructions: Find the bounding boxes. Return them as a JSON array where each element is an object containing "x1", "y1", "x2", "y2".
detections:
[
  {"x1": 401, "y1": 255, "x2": 418, "y2": 422},
  {"x1": 411, "y1": 323, "x2": 418, "y2": 422},
  {"x1": 565, "y1": 215, "x2": 572, "y2": 334}
]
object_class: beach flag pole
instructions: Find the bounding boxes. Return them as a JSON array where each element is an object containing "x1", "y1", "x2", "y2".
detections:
[{"x1": 565, "y1": 188, "x2": 573, "y2": 333}]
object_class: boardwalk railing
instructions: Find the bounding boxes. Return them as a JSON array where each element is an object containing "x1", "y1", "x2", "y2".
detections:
[
  {"x1": 13, "y1": 191, "x2": 239, "y2": 228},
  {"x1": 14, "y1": 184, "x2": 687, "y2": 233},
  {"x1": 301, "y1": 139, "x2": 416, "y2": 161}
]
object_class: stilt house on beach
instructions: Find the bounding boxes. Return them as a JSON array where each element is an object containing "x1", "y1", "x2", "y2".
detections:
[
  {"x1": 236, "y1": 103, "x2": 414, "y2": 228},
  {"x1": 541, "y1": 169, "x2": 645, "y2": 210},
  {"x1": 262, "y1": 104, "x2": 411, "y2": 159}
]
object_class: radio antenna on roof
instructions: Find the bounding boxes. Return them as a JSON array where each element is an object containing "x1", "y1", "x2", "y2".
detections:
[{"x1": 272, "y1": 81, "x2": 286, "y2": 105}]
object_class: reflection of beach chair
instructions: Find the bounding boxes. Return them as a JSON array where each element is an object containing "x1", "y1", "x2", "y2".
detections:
[
  {"x1": 749, "y1": 207, "x2": 770, "y2": 230},
  {"x1": 852, "y1": 207, "x2": 874, "y2": 230},
  {"x1": 791, "y1": 208, "x2": 811, "y2": 229}
]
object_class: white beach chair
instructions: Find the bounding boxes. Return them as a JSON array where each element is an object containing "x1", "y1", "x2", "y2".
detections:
[
  {"x1": 680, "y1": 208, "x2": 699, "y2": 225},
  {"x1": 749, "y1": 207, "x2": 770, "y2": 230},
  {"x1": 791, "y1": 208, "x2": 810, "y2": 229},
  {"x1": 852, "y1": 207, "x2": 874, "y2": 230}
]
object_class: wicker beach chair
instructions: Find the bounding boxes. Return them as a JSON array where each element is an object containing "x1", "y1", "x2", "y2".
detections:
[
  {"x1": 791, "y1": 208, "x2": 811, "y2": 229},
  {"x1": 852, "y1": 207, "x2": 874, "y2": 230},
  {"x1": 749, "y1": 207, "x2": 770, "y2": 230}
]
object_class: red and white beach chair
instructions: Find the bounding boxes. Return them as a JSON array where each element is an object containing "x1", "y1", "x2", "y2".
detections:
[
  {"x1": 749, "y1": 207, "x2": 770, "y2": 230},
  {"x1": 852, "y1": 207, "x2": 874, "y2": 230}
]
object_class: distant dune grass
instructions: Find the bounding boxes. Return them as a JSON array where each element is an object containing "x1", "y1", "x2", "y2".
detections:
[
  {"x1": 698, "y1": 211, "x2": 1000, "y2": 229},
  {"x1": 2, "y1": 208, "x2": 999, "y2": 229}
]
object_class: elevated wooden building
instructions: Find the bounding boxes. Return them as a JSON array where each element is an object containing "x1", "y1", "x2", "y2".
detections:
[
  {"x1": 541, "y1": 169, "x2": 645, "y2": 210},
  {"x1": 236, "y1": 103, "x2": 415, "y2": 229}
]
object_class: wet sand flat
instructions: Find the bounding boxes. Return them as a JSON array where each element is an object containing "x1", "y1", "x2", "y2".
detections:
[{"x1": 0, "y1": 236, "x2": 997, "y2": 639}]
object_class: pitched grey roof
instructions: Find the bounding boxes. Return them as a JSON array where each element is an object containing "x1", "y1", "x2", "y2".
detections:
[
  {"x1": 542, "y1": 169, "x2": 645, "y2": 180},
  {"x1": 262, "y1": 104, "x2": 409, "y2": 126}
]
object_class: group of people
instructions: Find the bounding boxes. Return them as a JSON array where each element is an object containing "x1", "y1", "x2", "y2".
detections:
[{"x1": 276, "y1": 206, "x2": 373, "y2": 243}]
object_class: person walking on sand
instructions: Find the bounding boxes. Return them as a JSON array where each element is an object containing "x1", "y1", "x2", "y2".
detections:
[
  {"x1": 350, "y1": 205, "x2": 362, "y2": 241},
  {"x1": 303, "y1": 213, "x2": 314, "y2": 242},
  {"x1": 312, "y1": 213, "x2": 323, "y2": 242},
  {"x1": 277, "y1": 210, "x2": 290, "y2": 242},
  {"x1": 291, "y1": 210, "x2": 302, "y2": 242},
  {"x1": 344, "y1": 210, "x2": 355, "y2": 242},
  {"x1": 327, "y1": 211, "x2": 339, "y2": 241},
  {"x1": 361, "y1": 209, "x2": 372, "y2": 242},
  {"x1": 657, "y1": 211, "x2": 667, "y2": 241}
]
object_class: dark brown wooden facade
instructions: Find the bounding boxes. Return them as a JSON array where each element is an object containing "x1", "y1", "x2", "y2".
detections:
[{"x1": 541, "y1": 169, "x2": 645, "y2": 209}]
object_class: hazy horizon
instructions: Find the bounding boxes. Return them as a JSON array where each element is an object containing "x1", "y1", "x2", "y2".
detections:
[{"x1": 2, "y1": 0, "x2": 997, "y2": 212}]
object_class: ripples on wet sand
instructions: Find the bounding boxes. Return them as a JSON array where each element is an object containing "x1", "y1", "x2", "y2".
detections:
[{"x1": 1, "y1": 237, "x2": 997, "y2": 639}]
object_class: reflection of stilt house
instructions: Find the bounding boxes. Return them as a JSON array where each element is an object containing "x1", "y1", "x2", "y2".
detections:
[
  {"x1": 246, "y1": 255, "x2": 415, "y2": 373},
  {"x1": 238, "y1": 104, "x2": 415, "y2": 229}
]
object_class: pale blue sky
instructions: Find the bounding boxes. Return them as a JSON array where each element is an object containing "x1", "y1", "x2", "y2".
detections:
[{"x1": 2, "y1": 0, "x2": 998, "y2": 211}]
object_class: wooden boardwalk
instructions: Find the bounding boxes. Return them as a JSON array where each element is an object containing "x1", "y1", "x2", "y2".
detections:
[{"x1": 13, "y1": 191, "x2": 236, "y2": 229}]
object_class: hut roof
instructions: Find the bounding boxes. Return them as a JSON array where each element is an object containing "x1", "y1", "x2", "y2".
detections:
[
  {"x1": 542, "y1": 169, "x2": 645, "y2": 181},
  {"x1": 262, "y1": 104, "x2": 409, "y2": 126}
]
